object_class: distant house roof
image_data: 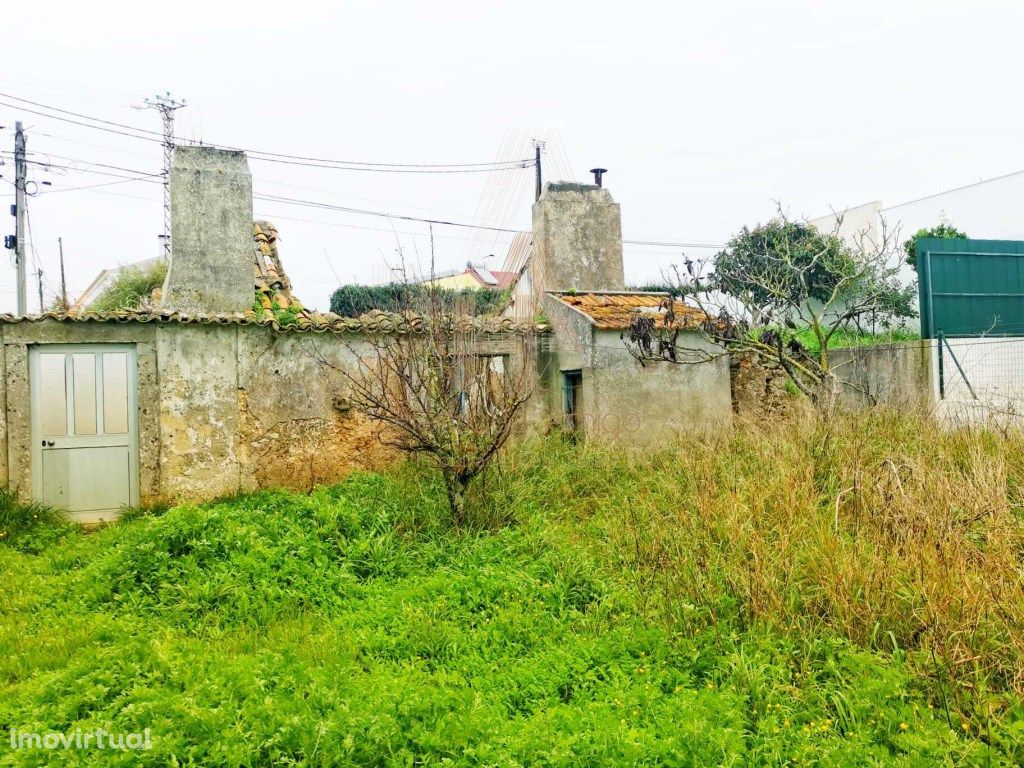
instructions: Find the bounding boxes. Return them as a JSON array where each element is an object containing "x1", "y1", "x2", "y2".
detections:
[
  {"x1": 424, "y1": 263, "x2": 519, "y2": 291},
  {"x1": 502, "y1": 232, "x2": 533, "y2": 277},
  {"x1": 548, "y1": 291, "x2": 708, "y2": 331}
]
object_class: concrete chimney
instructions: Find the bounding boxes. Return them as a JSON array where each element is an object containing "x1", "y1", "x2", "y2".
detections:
[
  {"x1": 162, "y1": 146, "x2": 253, "y2": 314},
  {"x1": 530, "y1": 182, "x2": 624, "y2": 313}
]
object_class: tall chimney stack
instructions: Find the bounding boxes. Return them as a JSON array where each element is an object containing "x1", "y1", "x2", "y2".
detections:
[
  {"x1": 161, "y1": 146, "x2": 253, "y2": 314},
  {"x1": 530, "y1": 181, "x2": 624, "y2": 315}
]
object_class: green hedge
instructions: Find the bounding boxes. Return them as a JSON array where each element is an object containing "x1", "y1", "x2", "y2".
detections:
[{"x1": 330, "y1": 283, "x2": 509, "y2": 317}]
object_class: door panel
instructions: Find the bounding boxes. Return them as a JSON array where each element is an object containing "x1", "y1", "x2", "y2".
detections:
[
  {"x1": 31, "y1": 345, "x2": 138, "y2": 522},
  {"x1": 37, "y1": 354, "x2": 68, "y2": 437},
  {"x1": 42, "y1": 447, "x2": 131, "y2": 512}
]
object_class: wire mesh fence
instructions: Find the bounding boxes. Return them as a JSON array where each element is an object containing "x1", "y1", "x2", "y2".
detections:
[{"x1": 935, "y1": 335, "x2": 1024, "y2": 424}]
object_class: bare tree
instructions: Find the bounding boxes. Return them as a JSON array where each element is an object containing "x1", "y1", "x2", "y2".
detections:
[
  {"x1": 317, "y1": 244, "x2": 532, "y2": 527},
  {"x1": 625, "y1": 206, "x2": 916, "y2": 407}
]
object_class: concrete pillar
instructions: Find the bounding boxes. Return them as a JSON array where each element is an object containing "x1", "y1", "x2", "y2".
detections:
[
  {"x1": 530, "y1": 182, "x2": 624, "y2": 314},
  {"x1": 162, "y1": 146, "x2": 253, "y2": 315}
]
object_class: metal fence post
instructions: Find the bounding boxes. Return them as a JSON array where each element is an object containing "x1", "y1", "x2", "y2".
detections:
[{"x1": 937, "y1": 333, "x2": 945, "y2": 400}]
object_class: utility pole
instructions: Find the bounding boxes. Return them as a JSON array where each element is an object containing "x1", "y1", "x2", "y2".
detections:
[
  {"x1": 533, "y1": 140, "x2": 544, "y2": 202},
  {"x1": 58, "y1": 237, "x2": 68, "y2": 312},
  {"x1": 139, "y1": 92, "x2": 185, "y2": 258},
  {"x1": 35, "y1": 268, "x2": 44, "y2": 313},
  {"x1": 14, "y1": 121, "x2": 27, "y2": 316}
]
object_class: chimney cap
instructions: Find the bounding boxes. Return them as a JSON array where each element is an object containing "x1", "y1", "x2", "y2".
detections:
[{"x1": 589, "y1": 168, "x2": 608, "y2": 187}]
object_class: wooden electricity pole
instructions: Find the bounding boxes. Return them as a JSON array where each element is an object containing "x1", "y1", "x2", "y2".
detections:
[
  {"x1": 14, "y1": 121, "x2": 27, "y2": 316},
  {"x1": 35, "y1": 268, "x2": 44, "y2": 313},
  {"x1": 58, "y1": 237, "x2": 68, "y2": 311}
]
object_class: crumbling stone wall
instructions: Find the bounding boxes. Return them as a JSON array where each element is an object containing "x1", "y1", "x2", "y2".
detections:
[
  {"x1": 0, "y1": 319, "x2": 533, "y2": 509},
  {"x1": 730, "y1": 352, "x2": 797, "y2": 420},
  {"x1": 730, "y1": 342, "x2": 933, "y2": 418},
  {"x1": 234, "y1": 328, "x2": 396, "y2": 494}
]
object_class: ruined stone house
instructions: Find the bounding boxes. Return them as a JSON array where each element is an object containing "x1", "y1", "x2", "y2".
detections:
[{"x1": 0, "y1": 146, "x2": 732, "y2": 523}]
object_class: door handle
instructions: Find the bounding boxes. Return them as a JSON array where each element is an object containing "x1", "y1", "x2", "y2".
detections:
[{"x1": 41, "y1": 440, "x2": 54, "y2": 447}]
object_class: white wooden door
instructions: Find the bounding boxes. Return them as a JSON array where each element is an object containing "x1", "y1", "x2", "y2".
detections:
[{"x1": 30, "y1": 345, "x2": 139, "y2": 522}]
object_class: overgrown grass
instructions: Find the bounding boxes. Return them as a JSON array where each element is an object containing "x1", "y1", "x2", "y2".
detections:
[
  {"x1": 0, "y1": 489, "x2": 71, "y2": 554},
  {"x1": 2, "y1": 413, "x2": 1024, "y2": 764}
]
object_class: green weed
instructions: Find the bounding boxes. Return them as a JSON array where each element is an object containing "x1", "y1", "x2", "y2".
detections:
[{"x1": 1, "y1": 413, "x2": 1023, "y2": 765}]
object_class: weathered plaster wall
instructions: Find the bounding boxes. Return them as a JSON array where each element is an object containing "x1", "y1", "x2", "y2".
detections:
[
  {"x1": 0, "y1": 321, "x2": 531, "y2": 509},
  {"x1": 588, "y1": 329, "x2": 732, "y2": 443},
  {"x1": 832, "y1": 341, "x2": 933, "y2": 411},
  {"x1": 731, "y1": 342, "x2": 933, "y2": 418},
  {"x1": 541, "y1": 296, "x2": 732, "y2": 443},
  {"x1": 541, "y1": 294, "x2": 592, "y2": 428},
  {"x1": 153, "y1": 326, "x2": 406, "y2": 502},
  {"x1": 234, "y1": 328, "x2": 395, "y2": 494},
  {"x1": 155, "y1": 325, "x2": 240, "y2": 500}
]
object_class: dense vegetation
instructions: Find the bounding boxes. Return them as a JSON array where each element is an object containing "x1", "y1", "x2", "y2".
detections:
[
  {"x1": 330, "y1": 283, "x2": 509, "y2": 317},
  {"x1": 3, "y1": 412, "x2": 1024, "y2": 765},
  {"x1": 89, "y1": 261, "x2": 168, "y2": 313}
]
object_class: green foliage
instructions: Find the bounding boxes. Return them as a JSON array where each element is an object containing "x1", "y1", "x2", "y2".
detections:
[
  {"x1": 251, "y1": 297, "x2": 302, "y2": 327},
  {"x1": 330, "y1": 282, "x2": 509, "y2": 317},
  {"x1": 904, "y1": 223, "x2": 968, "y2": 270},
  {"x1": 1, "y1": 423, "x2": 1022, "y2": 764},
  {"x1": 714, "y1": 218, "x2": 857, "y2": 309},
  {"x1": 89, "y1": 260, "x2": 168, "y2": 313},
  {"x1": 0, "y1": 489, "x2": 71, "y2": 553}
]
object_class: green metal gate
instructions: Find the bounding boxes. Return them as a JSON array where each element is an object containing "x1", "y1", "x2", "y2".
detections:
[{"x1": 919, "y1": 238, "x2": 1024, "y2": 338}]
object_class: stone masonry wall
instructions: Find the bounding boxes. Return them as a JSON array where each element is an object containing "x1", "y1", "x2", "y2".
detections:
[{"x1": 0, "y1": 320, "x2": 537, "y2": 508}]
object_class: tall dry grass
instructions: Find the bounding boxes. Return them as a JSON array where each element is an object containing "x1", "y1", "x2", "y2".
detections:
[{"x1": 491, "y1": 410, "x2": 1024, "y2": 709}]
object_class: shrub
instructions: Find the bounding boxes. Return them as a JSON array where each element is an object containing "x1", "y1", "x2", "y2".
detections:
[
  {"x1": 904, "y1": 223, "x2": 968, "y2": 270},
  {"x1": 89, "y1": 260, "x2": 168, "y2": 313}
]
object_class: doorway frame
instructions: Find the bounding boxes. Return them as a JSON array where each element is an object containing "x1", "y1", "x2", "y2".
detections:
[{"x1": 28, "y1": 343, "x2": 140, "y2": 515}]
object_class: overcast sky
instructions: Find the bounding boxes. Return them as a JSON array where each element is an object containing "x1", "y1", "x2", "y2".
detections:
[{"x1": 2, "y1": 0, "x2": 1023, "y2": 314}]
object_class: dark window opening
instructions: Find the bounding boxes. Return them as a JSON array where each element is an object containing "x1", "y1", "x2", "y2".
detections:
[{"x1": 562, "y1": 370, "x2": 582, "y2": 434}]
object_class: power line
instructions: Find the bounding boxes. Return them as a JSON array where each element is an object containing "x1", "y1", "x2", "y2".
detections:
[
  {"x1": 38, "y1": 178, "x2": 152, "y2": 194},
  {"x1": 254, "y1": 193, "x2": 529, "y2": 234},
  {"x1": 0, "y1": 91, "x2": 535, "y2": 171},
  {"x1": 6, "y1": 125, "x2": 726, "y2": 249},
  {"x1": 2, "y1": 149, "x2": 162, "y2": 177},
  {"x1": 0, "y1": 157, "x2": 163, "y2": 184},
  {"x1": 246, "y1": 155, "x2": 532, "y2": 174},
  {"x1": 622, "y1": 238, "x2": 725, "y2": 249}
]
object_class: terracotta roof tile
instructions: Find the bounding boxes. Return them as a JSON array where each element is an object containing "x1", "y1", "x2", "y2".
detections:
[
  {"x1": 251, "y1": 221, "x2": 307, "y2": 321},
  {"x1": 549, "y1": 291, "x2": 708, "y2": 330},
  {"x1": 0, "y1": 308, "x2": 548, "y2": 335}
]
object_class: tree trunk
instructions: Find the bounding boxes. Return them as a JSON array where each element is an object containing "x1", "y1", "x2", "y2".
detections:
[
  {"x1": 443, "y1": 472, "x2": 469, "y2": 529},
  {"x1": 813, "y1": 373, "x2": 843, "y2": 417}
]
